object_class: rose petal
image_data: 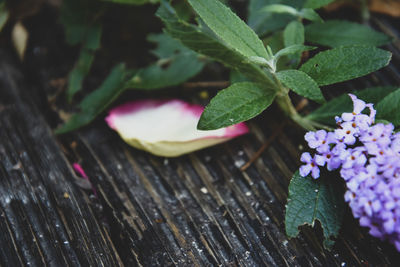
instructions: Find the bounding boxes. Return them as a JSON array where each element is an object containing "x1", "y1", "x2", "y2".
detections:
[{"x1": 105, "y1": 99, "x2": 249, "y2": 157}]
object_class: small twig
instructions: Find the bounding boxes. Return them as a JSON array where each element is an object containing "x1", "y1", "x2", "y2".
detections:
[
  {"x1": 183, "y1": 81, "x2": 230, "y2": 89},
  {"x1": 240, "y1": 99, "x2": 309, "y2": 171}
]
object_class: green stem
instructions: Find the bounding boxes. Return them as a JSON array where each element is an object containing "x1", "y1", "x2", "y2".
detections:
[{"x1": 272, "y1": 74, "x2": 317, "y2": 131}]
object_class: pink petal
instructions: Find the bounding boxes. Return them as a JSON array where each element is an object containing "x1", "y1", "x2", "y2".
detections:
[{"x1": 105, "y1": 99, "x2": 249, "y2": 157}]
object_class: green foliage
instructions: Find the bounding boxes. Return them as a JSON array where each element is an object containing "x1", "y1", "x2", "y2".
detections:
[
  {"x1": 283, "y1": 21, "x2": 304, "y2": 47},
  {"x1": 0, "y1": 1, "x2": 8, "y2": 32},
  {"x1": 198, "y1": 82, "x2": 276, "y2": 130},
  {"x1": 261, "y1": 4, "x2": 322, "y2": 22},
  {"x1": 300, "y1": 45, "x2": 392, "y2": 86},
  {"x1": 56, "y1": 64, "x2": 131, "y2": 134},
  {"x1": 126, "y1": 33, "x2": 205, "y2": 89},
  {"x1": 187, "y1": 0, "x2": 270, "y2": 59},
  {"x1": 276, "y1": 70, "x2": 324, "y2": 103},
  {"x1": 305, "y1": 20, "x2": 391, "y2": 48},
  {"x1": 306, "y1": 86, "x2": 399, "y2": 125},
  {"x1": 376, "y1": 88, "x2": 400, "y2": 126},
  {"x1": 303, "y1": 0, "x2": 335, "y2": 9},
  {"x1": 157, "y1": 1, "x2": 275, "y2": 87},
  {"x1": 247, "y1": 0, "x2": 300, "y2": 36},
  {"x1": 285, "y1": 171, "x2": 345, "y2": 249},
  {"x1": 60, "y1": 0, "x2": 103, "y2": 101}
]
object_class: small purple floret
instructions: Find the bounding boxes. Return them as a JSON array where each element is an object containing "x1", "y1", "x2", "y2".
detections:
[{"x1": 299, "y1": 94, "x2": 400, "y2": 251}]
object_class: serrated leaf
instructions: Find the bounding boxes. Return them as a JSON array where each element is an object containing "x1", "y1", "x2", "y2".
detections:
[
  {"x1": 276, "y1": 70, "x2": 324, "y2": 103},
  {"x1": 156, "y1": 1, "x2": 275, "y2": 87},
  {"x1": 187, "y1": 0, "x2": 269, "y2": 59},
  {"x1": 55, "y1": 64, "x2": 130, "y2": 134},
  {"x1": 305, "y1": 20, "x2": 391, "y2": 48},
  {"x1": 299, "y1": 45, "x2": 392, "y2": 86},
  {"x1": 285, "y1": 171, "x2": 344, "y2": 249},
  {"x1": 125, "y1": 33, "x2": 205, "y2": 89},
  {"x1": 198, "y1": 82, "x2": 276, "y2": 130},
  {"x1": 306, "y1": 86, "x2": 398, "y2": 125},
  {"x1": 376, "y1": 88, "x2": 400, "y2": 126},
  {"x1": 247, "y1": 0, "x2": 296, "y2": 36},
  {"x1": 303, "y1": 0, "x2": 335, "y2": 9}
]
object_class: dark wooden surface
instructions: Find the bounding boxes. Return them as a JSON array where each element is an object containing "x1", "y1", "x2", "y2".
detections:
[{"x1": 1, "y1": 11, "x2": 400, "y2": 267}]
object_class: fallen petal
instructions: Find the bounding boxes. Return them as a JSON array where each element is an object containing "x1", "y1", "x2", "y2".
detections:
[{"x1": 105, "y1": 99, "x2": 249, "y2": 157}]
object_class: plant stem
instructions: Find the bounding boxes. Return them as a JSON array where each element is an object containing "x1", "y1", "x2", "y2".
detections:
[{"x1": 272, "y1": 73, "x2": 317, "y2": 131}]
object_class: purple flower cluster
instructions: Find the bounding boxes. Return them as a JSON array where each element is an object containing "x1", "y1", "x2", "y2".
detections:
[{"x1": 300, "y1": 94, "x2": 400, "y2": 251}]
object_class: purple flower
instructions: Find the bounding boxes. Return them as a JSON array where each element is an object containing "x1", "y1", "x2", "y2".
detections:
[
  {"x1": 299, "y1": 152, "x2": 321, "y2": 179},
  {"x1": 298, "y1": 93, "x2": 400, "y2": 251}
]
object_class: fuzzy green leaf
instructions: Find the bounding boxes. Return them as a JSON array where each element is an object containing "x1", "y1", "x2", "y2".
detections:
[
  {"x1": 285, "y1": 171, "x2": 344, "y2": 249},
  {"x1": 284, "y1": 21, "x2": 304, "y2": 47},
  {"x1": 55, "y1": 64, "x2": 130, "y2": 134},
  {"x1": 376, "y1": 88, "x2": 400, "y2": 126},
  {"x1": 157, "y1": 1, "x2": 275, "y2": 87},
  {"x1": 277, "y1": 70, "x2": 324, "y2": 103},
  {"x1": 305, "y1": 20, "x2": 391, "y2": 48},
  {"x1": 299, "y1": 45, "x2": 392, "y2": 86},
  {"x1": 306, "y1": 86, "x2": 398, "y2": 125},
  {"x1": 125, "y1": 33, "x2": 205, "y2": 89},
  {"x1": 198, "y1": 82, "x2": 276, "y2": 130},
  {"x1": 188, "y1": 0, "x2": 269, "y2": 59}
]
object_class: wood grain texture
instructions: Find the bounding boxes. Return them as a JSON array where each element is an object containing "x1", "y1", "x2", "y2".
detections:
[{"x1": 1, "y1": 15, "x2": 400, "y2": 267}]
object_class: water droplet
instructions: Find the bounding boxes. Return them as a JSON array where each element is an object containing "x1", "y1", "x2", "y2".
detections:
[
  {"x1": 341, "y1": 262, "x2": 346, "y2": 267},
  {"x1": 63, "y1": 241, "x2": 69, "y2": 245},
  {"x1": 163, "y1": 159, "x2": 169, "y2": 166},
  {"x1": 245, "y1": 191, "x2": 252, "y2": 196},
  {"x1": 234, "y1": 159, "x2": 245, "y2": 168},
  {"x1": 238, "y1": 150, "x2": 244, "y2": 156},
  {"x1": 200, "y1": 187, "x2": 208, "y2": 194},
  {"x1": 315, "y1": 189, "x2": 319, "y2": 193}
]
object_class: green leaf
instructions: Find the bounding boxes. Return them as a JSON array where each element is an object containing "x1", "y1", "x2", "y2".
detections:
[
  {"x1": 0, "y1": 2, "x2": 9, "y2": 32},
  {"x1": 66, "y1": 24, "x2": 102, "y2": 101},
  {"x1": 376, "y1": 88, "x2": 400, "y2": 126},
  {"x1": 283, "y1": 21, "x2": 304, "y2": 66},
  {"x1": 305, "y1": 20, "x2": 391, "y2": 48},
  {"x1": 67, "y1": 50, "x2": 96, "y2": 101},
  {"x1": 61, "y1": 0, "x2": 103, "y2": 101},
  {"x1": 285, "y1": 171, "x2": 344, "y2": 249},
  {"x1": 101, "y1": 0, "x2": 159, "y2": 5},
  {"x1": 299, "y1": 8, "x2": 323, "y2": 22},
  {"x1": 247, "y1": 0, "x2": 297, "y2": 36},
  {"x1": 125, "y1": 33, "x2": 205, "y2": 89},
  {"x1": 198, "y1": 82, "x2": 276, "y2": 130},
  {"x1": 303, "y1": 0, "x2": 335, "y2": 9},
  {"x1": 187, "y1": 0, "x2": 269, "y2": 59},
  {"x1": 276, "y1": 70, "x2": 324, "y2": 103},
  {"x1": 261, "y1": 4, "x2": 298, "y2": 16},
  {"x1": 157, "y1": 1, "x2": 276, "y2": 87},
  {"x1": 283, "y1": 21, "x2": 304, "y2": 47},
  {"x1": 299, "y1": 45, "x2": 392, "y2": 86},
  {"x1": 306, "y1": 86, "x2": 398, "y2": 125},
  {"x1": 55, "y1": 64, "x2": 130, "y2": 134},
  {"x1": 274, "y1": 44, "x2": 315, "y2": 59}
]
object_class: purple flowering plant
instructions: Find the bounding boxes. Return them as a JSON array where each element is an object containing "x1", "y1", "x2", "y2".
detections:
[{"x1": 286, "y1": 93, "x2": 400, "y2": 251}]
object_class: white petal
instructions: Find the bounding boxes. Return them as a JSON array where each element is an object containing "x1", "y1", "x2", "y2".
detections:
[{"x1": 105, "y1": 100, "x2": 249, "y2": 157}]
